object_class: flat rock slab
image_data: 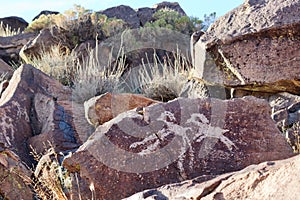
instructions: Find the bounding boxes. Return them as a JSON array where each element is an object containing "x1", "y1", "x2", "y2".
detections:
[
  {"x1": 128, "y1": 154, "x2": 300, "y2": 200},
  {"x1": 63, "y1": 96, "x2": 294, "y2": 199}
]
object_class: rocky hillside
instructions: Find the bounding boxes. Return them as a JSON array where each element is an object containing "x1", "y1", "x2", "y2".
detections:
[{"x1": 0, "y1": 0, "x2": 299, "y2": 200}]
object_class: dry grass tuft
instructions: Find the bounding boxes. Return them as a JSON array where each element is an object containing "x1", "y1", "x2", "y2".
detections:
[
  {"x1": 0, "y1": 21, "x2": 22, "y2": 37},
  {"x1": 27, "y1": 45, "x2": 77, "y2": 86},
  {"x1": 29, "y1": 145, "x2": 71, "y2": 200},
  {"x1": 71, "y1": 42, "x2": 126, "y2": 103},
  {"x1": 124, "y1": 49, "x2": 191, "y2": 102}
]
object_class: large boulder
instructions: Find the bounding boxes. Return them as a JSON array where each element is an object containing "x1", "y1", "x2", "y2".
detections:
[
  {"x1": 0, "y1": 32, "x2": 36, "y2": 64},
  {"x1": 84, "y1": 92, "x2": 158, "y2": 127},
  {"x1": 0, "y1": 16, "x2": 28, "y2": 31},
  {"x1": 97, "y1": 5, "x2": 140, "y2": 29},
  {"x1": 0, "y1": 64, "x2": 72, "y2": 164},
  {"x1": 193, "y1": 0, "x2": 300, "y2": 95},
  {"x1": 28, "y1": 93, "x2": 81, "y2": 155},
  {"x1": 63, "y1": 96, "x2": 293, "y2": 199},
  {"x1": 19, "y1": 28, "x2": 60, "y2": 63},
  {"x1": 126, "y1": 154, "x2": 300, "y2": 200},
  {"x1": 0, "y1": 64, "x2": 82, "y2": 199}
]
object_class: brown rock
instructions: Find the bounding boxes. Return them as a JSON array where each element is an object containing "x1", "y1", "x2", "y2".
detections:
[
  {"x1": 0, "y1": 149, "x2": 33, "y2": 200},
  {"x1": 19, "y1": 28, "x2": 60, "y2": 63},
  {"x1": 0, "y1": 32, "x2": 36, "y2": 64},
  {"x1": 63, "y1": 96, "x2": 294, "y2": 199},
  {"x1": 193, "y1": 0, "x2": 300, "y2": 95},
  {"x1": 84, "y1": 92, "x2": 158, "y2": 126},
  {"x1": 28, "y1": 93, "x2": 80, "y2": 155},
  {"x1": 0, "y1": 64, "x2": 71, "y2": 164},
  {"x1": 0, "y1": 79, "x2": 9, "y2": 98},
  {"x1": 0, "y1": 58, "x2": 13, "y2": 77},
  {"x1": 0, "y1": 16, "x2": 28, "y2": 31},
  {"x1": 126, "y1": 154, "x2": 300, "y2": 200}
]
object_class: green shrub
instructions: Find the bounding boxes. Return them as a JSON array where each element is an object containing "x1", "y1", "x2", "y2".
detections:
[{"x1": 145, "y1": 9, "x2": 198, "y2": 35}]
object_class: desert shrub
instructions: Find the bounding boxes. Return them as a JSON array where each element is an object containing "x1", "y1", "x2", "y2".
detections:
[
  {"x1": 124, "y1": 49, "x2": 191, "y2": 102},
  {"x1": 28, "y1": 44, "x2": 77, "y2": 86},
  {"x1": 145, "y1": 9, "x2": 200, "y2": 35},
  {"x1": 0, "y1": 21, "x2": 21, "y2": 37},
  {"x1": 71, "y1": 43, "x2": 126, "y2": 103}
]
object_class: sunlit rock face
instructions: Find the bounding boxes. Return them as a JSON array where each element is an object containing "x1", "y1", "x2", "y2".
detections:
[{"x1": 63, "y1": 96, "x2": 293, "y2": 200}]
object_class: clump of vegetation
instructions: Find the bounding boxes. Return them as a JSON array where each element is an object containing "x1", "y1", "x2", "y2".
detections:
[
  {"x1": 124, "y1": 49, "x2": 191, "y2": 102},
  {"x1": 25, "y1": 5, "x2": 127, "y2": 49},
  {"x1": 0, "y1": 21, "x2": 21, "y2": 37},
  {"x1": 71, "y1": 43, "x2": 126, "y2": 103},
  {"x1": 145, "y1": 9, "x2": 200, "y2": 35},
  {"x1": 29, "y1": 146, "x2": 71, "y2": 200},
  {"x1": 27, "y1": 45, "x2": 77, "y2": 86}
]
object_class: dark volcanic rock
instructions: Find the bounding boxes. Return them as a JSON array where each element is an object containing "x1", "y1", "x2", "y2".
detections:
[
  {"x1": 193, "y1": 0, "x2": 300, "y2": 95},
  {"x1": 0, "y1": 149, "x2": 33, "y2": 200},
  {"x1": 63, "y1": 96, "x2": 293, "y2": 199},
  {"x1": 32, "y1": 10, "x2": 59, "y2": 21},
  {"x1": 137, "y1": 7, "x2": 155, "y2": 26},
  {"x1": 0, "y1": 64, "x2": 72, "y2": 164},
  {"x1": 126, "y1": 154, "x2": 300, "y2": 200},
  {"x1": 0, "y1": 32, "x2": 36, "y2": 64},
  {"x1": 0, "y1": 16, "x2": 28, "y2": 31},
  {"x1": 153, "y1": 2, "x2": 187, "y2": 16},
  {"x1": 98, "y1": 5, "x2": 140, "y2": 29}
]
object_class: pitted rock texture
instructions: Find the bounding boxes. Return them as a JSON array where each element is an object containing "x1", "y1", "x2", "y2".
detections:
[
  {"x1": 193, "y1": 0, "x2": 300, "y2": 95},
  {"x1": 63, "y1": 96, "x2": 293, "y2": 200}
]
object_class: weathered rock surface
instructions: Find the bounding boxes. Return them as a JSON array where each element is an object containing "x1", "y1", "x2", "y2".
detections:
[
  {"x1": 193, "y1": 0, "x2": 300, "y2": 95},
  {"x1": 19, "y1": 28, "x2": 60, "y2": 63},
  {"x1": 126, "y1": 154, "x2": 300, "y2": 200},
  {"x1": 0, "y1": 58, "x2": 13, "y2": 77},
  {"x1": 0, "y1": 32, "x2": 36, "y2": 64},
  {"x1": 98, "y1": 5, "x2": 140, "y2": 29},
  {"x1": 0, "y1": 16, "x2": 28, "y2": 31},
  {"x1": 0, "y1": 64, "x2": 72, "y2": 164},
  {"x1": 63, "y1": 96, "x2": 294, "y2": 199},
  {"x1": 28, "y1": 94, "x2": 80, "y2": 155},
  {"x1": 137, "y1": 7, "x2": 155, "y2": 26},
  {"x1": 0, "y1": 64, "x2": 84, "y2": 199},
  {"x1": 0, "y1": 149, "x2": 33, "y2": 200},
  {"x1": 32, "y1": 10, "x2": 60, "y2": 21},
  {"x1": 84, "y1": 92, "x2": 158, "y2": 127}
]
